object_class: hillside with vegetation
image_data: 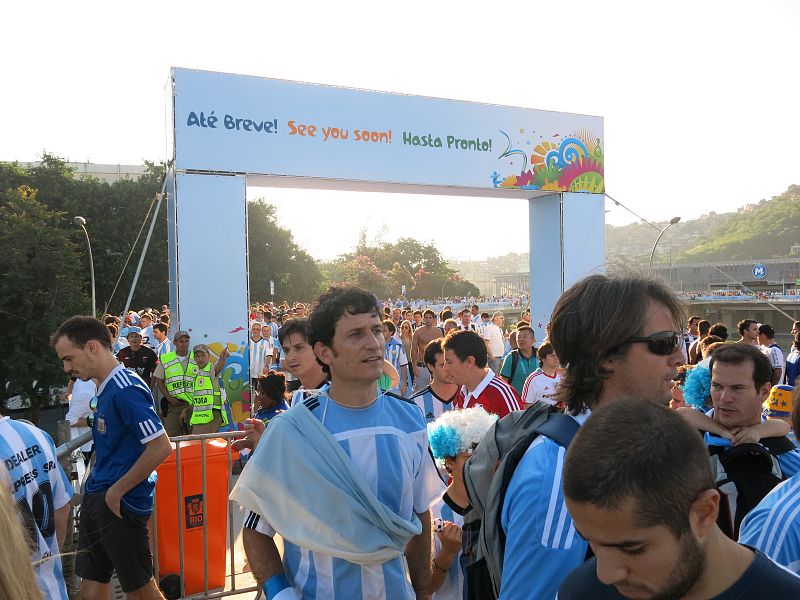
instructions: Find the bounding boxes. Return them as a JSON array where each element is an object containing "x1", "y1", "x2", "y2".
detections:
[{"x1": 679, "y1": 185, "x2": 800, "y2": 262}]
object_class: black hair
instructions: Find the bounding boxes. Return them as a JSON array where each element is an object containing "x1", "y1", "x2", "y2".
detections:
[
  {"x1": 256, "y1": 371, "x2": 287, "y2": 405},
  {"x1": 698, "y1": 320, "x2": 711, "y2": 336},
  {"x1": 708, "y1": 323, "x2": 728, "y2": 341},
  {"x1": 278, "y1": 318, "x2": 309, "y2": 348},
  {"x1": 550, "y1": 272, "x2": 684, "y2": 415},
  {"x1": 442, "y1": 330, "x2": 488, "y2": 368},
  {"x1": 757, "y1": 323, "x2": 775, "y2": 339},
  {"x1": 51, "y1": 316, "x2": 113, "y2": 352},
  {"x1": 709, "y1": 343, "x2": 773, "y2": 392},
  {"x1": 423, "y1": 339, "x2": 444, "y2": 368},
  {"x1": 308, "y1": 287, "x2": 381, "y2": 374},
  {"x1": 153, "y1": 323, "x2": 168, "y2": 334},
  {"x1": 737, "y1": 319, "x2": 757, "y2": 337},
  {"x1": 537, "y1": 341, "x2": 555, "y2": 362},
  {"x1": 382, "y1": 319, "x2": 396, "y2": 334},
  {"x1": 563, "y1": 399, "x2": 714, "y2": 536}
]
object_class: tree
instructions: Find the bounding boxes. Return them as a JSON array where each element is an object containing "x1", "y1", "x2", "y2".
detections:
[
  {"x1": 330, "y1": 235, "x2": 479, "y2": 298},
  {"x1": 247, "y1": 199, "x2": 323, "y2": 302},
  {"x1": 0, "y1": 155, "x2": 169, "y2": 314},
  {"x1": 0, "y1": 185, "x2": 87, "y2": 421}
]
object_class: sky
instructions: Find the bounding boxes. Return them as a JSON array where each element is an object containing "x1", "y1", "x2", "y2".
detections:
[{"x1": 3, "y1": 0, "x2": 799, "y2": 261}]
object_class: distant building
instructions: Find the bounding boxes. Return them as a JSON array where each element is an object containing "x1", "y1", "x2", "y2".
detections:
[
  {"x1": 15, "y1": 161, "x2": 147, "y2": 183},
  {"x1": 650, "y1": 257, "x2": 800, "y2": 292}
]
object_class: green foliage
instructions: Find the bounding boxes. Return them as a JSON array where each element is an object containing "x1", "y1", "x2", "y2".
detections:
[
  {"x1": 247, "y1": 199, "x2": 324, "y2": 302},
  {"x1": 0, "y1": 154, "x2": 169, "y2": 315},
  {"x1": 680, "y1": 185, "x2": 800, "y2": 262},
  {"x1": 0, "y1": 185, "x2": 87, "y2": 417},
  {"x1": 327, "y1": 236, "x2": 479, "y2": 298}
]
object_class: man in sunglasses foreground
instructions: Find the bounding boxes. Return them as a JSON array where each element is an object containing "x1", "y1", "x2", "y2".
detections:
[
  {"x1": 448, "y1": 272, "x2": 686, "y2": 599},
  {"x1": 52, "y1": 316, "x2": 173, "y2": 600}
]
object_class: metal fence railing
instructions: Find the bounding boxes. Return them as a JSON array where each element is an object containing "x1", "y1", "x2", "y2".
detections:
[{"x1": 56, "y1": 424, "x2": 259, "y2": 600}]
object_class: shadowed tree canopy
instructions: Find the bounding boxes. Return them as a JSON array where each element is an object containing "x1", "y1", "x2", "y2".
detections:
[{"x1": 325, "y1": 235, "x2": 479, "y2": 299}]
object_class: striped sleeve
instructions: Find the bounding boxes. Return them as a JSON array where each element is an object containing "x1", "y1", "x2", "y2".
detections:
[
  {"x1": 521, "y1": 372, "x2": 537, "y2": 404},
  {"x1": 499, "y1": 436, "x2": 588, "y2": 599},
  {"x1": 114, "y1": 370, "x2": 165, "y2": 444},
  {"x1": 489, "y1": 378, "x2": 522, "y2": 414},
  {"x1": 739, "y1": 477, "x2": 800, "y2": 575},
  {"x1": 779, "y1": 450, "x2": 800, "y2": 478}
]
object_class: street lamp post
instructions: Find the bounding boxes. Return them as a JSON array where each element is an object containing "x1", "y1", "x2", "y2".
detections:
[
  {"x1": 649, "y1": 216, "x2": 681, "y2": 272},
  {"x1": 73, "y1": 216, "x2": 96, "y2": 317}
]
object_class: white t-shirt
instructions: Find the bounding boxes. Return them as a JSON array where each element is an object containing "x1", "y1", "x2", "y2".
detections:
[
  {"x1": 521, "y1": 369, "x2": 562, "y2": 406},
  {"x1": 66, "y1": 379, "x2": 96, "y2": 451},
  {"x1": 483, "y1": 322, "x2": 505, "y2": 358},
  {"x1": 762, "y1": 343, "x2": 785, "y2": 384}
]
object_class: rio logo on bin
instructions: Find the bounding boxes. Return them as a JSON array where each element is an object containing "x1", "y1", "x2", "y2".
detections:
[{"x1": 185, "y1": 494, "x2": 204, "y2": 529}]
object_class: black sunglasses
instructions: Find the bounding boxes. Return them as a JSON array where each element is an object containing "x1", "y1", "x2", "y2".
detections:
[{"x1": 624, "y1": 331, "x2": 683, "y2": 356}]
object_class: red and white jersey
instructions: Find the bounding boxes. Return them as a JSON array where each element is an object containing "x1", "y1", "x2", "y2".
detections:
[
  {"x1": 521, "y1": 369, "x2": 562, "y2": 407},
  {"x1": 454, "y1": 370, "x2": 521, "y2": 417}
]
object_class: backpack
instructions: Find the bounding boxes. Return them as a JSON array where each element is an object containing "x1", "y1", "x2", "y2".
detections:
[
  {"x1": 708, "y1": 436, "x2": 795, "y2": 539},
  {"x1": 507, "y1": 349, "x2": 520, "y2": 383},
  {"x1": 462, "y1": 403, "x2": 581, "y2": 599}
]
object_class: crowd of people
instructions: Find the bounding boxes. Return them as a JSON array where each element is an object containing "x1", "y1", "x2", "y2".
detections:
[{"x1": 3, "y1": 277, "x2": 800, "y2": 599}]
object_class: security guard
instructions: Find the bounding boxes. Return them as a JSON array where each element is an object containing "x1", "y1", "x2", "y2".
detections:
[
  {"x1": 188, "y1": 343, "x2": 230, "y2": 434},
  {"x1": 154, "y1": 330, "x2": 194, "y2": 436}
]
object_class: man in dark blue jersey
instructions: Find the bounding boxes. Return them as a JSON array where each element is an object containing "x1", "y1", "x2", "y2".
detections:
[{"x1": 53, "y1": 316, "x2": 172, "y2": 600}]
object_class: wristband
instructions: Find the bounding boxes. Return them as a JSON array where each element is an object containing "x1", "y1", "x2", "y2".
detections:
[{"x1": 265, "y1": 574, "x2": 297, "y2": 600}]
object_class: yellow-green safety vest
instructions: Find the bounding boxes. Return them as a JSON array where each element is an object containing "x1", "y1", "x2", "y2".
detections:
[
  {"x1": 190, "y1": 363, "x2": 229, "y2": 427},
  {"x1": 161, "y1": 351, "x2": 196, "y2": 403}
]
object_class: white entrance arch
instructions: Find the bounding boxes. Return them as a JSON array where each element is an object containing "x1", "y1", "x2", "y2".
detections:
[{"x1": 166, "y1": 67, "x2": 605, "y2": 423}]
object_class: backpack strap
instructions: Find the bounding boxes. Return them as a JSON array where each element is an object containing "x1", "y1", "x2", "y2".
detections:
[
  {"x1": 532, "y1": 412, "x2": 581, "y2": 448},
  {"x1": 508, "y1": 350, "x2": 520, "y2": 383},
  {"x1": 760, "y1": 436, "x2": 796, "y2": 455}
]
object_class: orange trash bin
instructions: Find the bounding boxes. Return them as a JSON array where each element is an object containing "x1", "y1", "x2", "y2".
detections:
[{"x1": 154, "y1": 438, "x2": 233, "y2": 595}]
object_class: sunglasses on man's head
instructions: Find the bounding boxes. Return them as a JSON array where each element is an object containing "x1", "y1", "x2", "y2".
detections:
[
  {"x1": 86, "y1": 396, "x2": 98, "y2": 427},
  {"x1": 624, "y1": 331, "x2": 683, "y2": 356}
]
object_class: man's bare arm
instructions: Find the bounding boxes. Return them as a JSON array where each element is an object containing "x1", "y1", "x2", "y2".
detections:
[
  {"x1": 406, "y1": 509, "x2": 432, "y2": 600},
  {"x1": 242, "y1": 528, "x2": 283, "y2": 586},
  {"x1": 54, "y1": 503, "x2": 70, "y2": 550}
]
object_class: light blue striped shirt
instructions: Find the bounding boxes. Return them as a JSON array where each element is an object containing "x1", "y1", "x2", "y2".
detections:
[
  {"x1": 0, "y1": 417, "x2": 72, "y2": 600},
  {"x1": 410, "y1": 385, "x2": 454, "y2": 424},
  {"x1": 262, "y1": 392, "x2": 445, "y2": 599},
  {"x1": 500, "y1": 411, "x2": 591, "y2": 599},
  {"x1": 740, "y1": 472, "x2": 800, "y2": 575},
  {"x1": 384, "y1": 338, "x2": 408, "y2": 394}
]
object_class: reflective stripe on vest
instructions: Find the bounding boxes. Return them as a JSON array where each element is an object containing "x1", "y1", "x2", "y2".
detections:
[
  {"x1": 190, "y1": 363, "x2": 228, "y2": 427},
  {"x1": 163, "y1": 351, "x2": 195, "y2": 402}
]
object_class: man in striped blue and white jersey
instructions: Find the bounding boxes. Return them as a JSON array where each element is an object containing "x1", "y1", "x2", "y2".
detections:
[
  {"x1": 236, "y1": 288, "x2": 444, "y2": 600},
  {"x1": 0, "y1": 414, "x2": 73, "y2": 600},
  {"x1": 241, "y1": 317, "x2": 329, "y2": 583},
  {"x1": 740, "y1": 390, "x2": 800, "y2": 575},
  {"x1": 249, "y1": 320, "x2": 274, "y2": 387},
  {"x1": 410, "y1": 339, "x2": 458, "y2": 424},
  {"x1": 484, "y1": 273, "x2": 686, "y2": 599},
  {"x1": 52, "y1": 316, "x2": 172, "y2": 600},
  {"x1": 382, "y1": 319, "x2": 409, "y2": 397}
]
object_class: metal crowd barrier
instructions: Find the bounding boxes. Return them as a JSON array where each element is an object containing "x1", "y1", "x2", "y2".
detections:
[
  {"x1": 154, "y1": 430, "x2": 258, "y2": 599},
  {"x1": 56, "y1": 425, "x2": 260, "y2": 599}
]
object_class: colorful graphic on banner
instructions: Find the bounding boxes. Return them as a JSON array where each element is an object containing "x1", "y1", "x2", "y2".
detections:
[
  {"x1": 493, "y1": 129, "x2": 604, "y2": 192},
  {"x1": 172, "y1": 68, "x2": 604, "y2": 192}
]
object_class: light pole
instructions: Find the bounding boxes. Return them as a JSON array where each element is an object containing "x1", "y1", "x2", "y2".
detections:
[
  {"x1": 73, "y1": 216, "x2": 96, "y2": 317},
  {"x1": 649, "y1": 216, "x2": 681, "y2": 272}
]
